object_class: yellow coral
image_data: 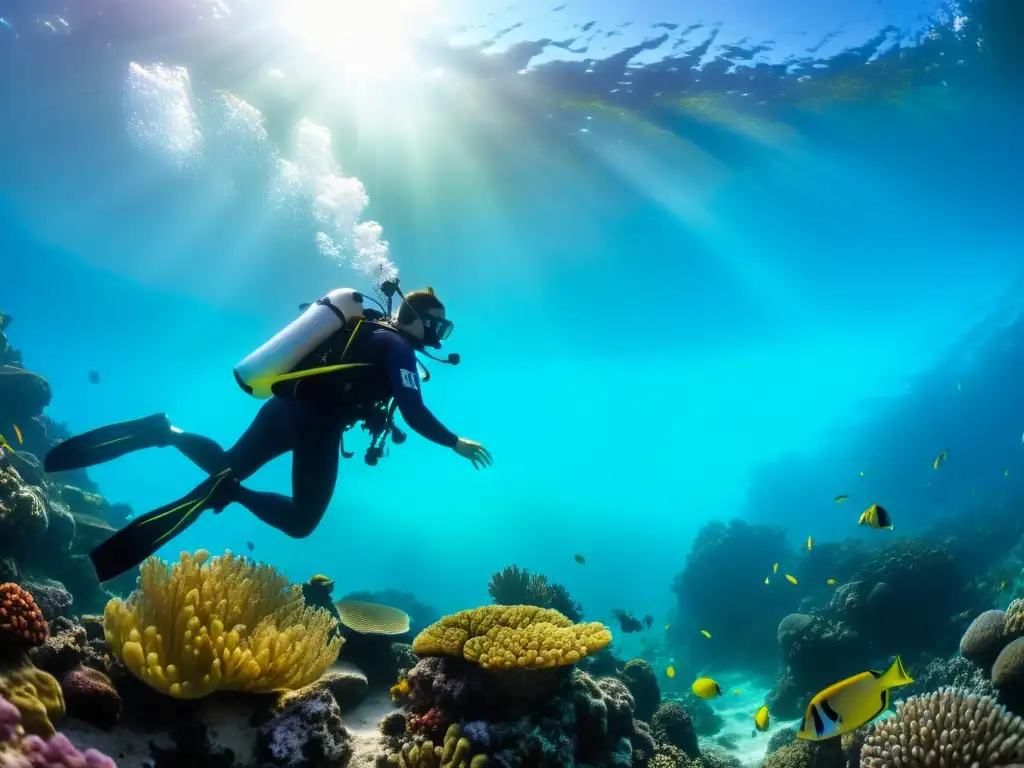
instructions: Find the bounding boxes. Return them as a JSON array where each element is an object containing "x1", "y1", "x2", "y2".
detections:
[
  {"x1": 390, "y1": 724, "x2": 489, "y2": 768},
  {"x1": 412, "y1": 605, "x2": 612, "y2": 670},
  {"x1": 0, "y1": 664, "x2": 65, "y2": 737},
  {"x1": 104, "y1": 549, "x2": 342, "y2": 699}
]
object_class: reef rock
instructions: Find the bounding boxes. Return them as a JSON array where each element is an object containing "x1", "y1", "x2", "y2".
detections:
[
  {"x1": 0, "y1": 365, "x2": 51, "y2": 420},
  {"x1": 258, "y1": 687, "x2": 353, "y2": 768}
]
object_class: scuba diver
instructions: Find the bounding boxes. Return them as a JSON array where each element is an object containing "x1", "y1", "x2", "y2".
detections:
[{"x1": 44, "y1": 281, "x2": 492, "y2": 582}]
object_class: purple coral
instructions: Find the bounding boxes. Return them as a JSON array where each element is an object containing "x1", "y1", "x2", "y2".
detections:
[
  {"x1": 0, "y1": 693, "x2": 116, "y2": 767},
  {"x1": 21, "y1": 734, "x2": 116, "y2": 768},
  {"x1": 1, "y1": 695, "x2": 20, "y2": 742},
  {"x1": 60, "y1": 667, "x2": 122, "y2": 730}
]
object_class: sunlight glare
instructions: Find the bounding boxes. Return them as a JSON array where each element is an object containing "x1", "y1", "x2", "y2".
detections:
[{"x1": 279, "y1": 0, "x2": 437, "y2": 80}]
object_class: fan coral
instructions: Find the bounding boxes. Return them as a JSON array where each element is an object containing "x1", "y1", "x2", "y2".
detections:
[
  {"x1": 862, "y1": 687, "x2": 1024, "y2": 767},
  {"x1": 0, "y1": 585, "x2": 48, "y2": 656},
  {"x1": 104, "y1": 549, "x2": 342, "y2": 698},
  {"x1": 335, "y1": 600, "x2": 410, "y2": 635},
  {"x1": 412, "y1": 605, "x2": 611, "y2": 670}
]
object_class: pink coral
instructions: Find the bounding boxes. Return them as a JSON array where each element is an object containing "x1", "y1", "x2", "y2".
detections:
[
  {"x1": 21, "y1": 734, "x2": 115, "y2": 768},
  {"x1": 0, "y1": 693, "x2": 115, "y2": 768}
]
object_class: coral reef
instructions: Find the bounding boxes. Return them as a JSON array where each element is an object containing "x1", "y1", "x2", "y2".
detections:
[
  {"x1": 104, "y1": 549, "x2": 342, "y2": 698},
  {"x1": 619, "y1": 659, "x2": 660, "y2": 722},
  {"x1": 651, "y1": 701, "x2": 697, "y2": 759},
  {"x1": 671, "y1": 521, "x2": 797, "y2": 673},
  {"x1": 487, "y1": 566, "x2": 583, "y2": 623},
  {"x1": 862, "y1": 688, "x2": 1024, "y2": 767}
]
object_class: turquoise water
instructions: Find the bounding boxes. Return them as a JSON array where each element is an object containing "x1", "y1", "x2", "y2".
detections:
[{"x1": 2, "y1": 0, "x2": 1023, "y2": 660}]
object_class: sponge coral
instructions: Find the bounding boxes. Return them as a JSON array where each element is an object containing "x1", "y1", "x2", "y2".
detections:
[
  {"x1": 104, "y1": 549, "x2": 343, "y2": 699},
  {"x1": 862, "y1": 687, "x2": 1024, "y2": 767},
  {"x1": 0, "y1": 584, "x2": 49, "y2": 657},
  {"x1": 412, "y1": 605, "x2": 611, "y2": 670}
]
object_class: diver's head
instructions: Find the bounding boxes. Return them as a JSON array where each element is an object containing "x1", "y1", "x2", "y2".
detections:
[{"x1": 394, "y1": 286, "x2": 453, "y2": 349}]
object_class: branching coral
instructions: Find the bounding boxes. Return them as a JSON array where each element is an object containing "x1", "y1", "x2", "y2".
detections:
[
  {"x1": 412, "y1": 605, "x2": 611, "y2": 670},
  {"x1": 862, "y1": 687, "x2": 1024, "y2": 767},
  {"x1": 487, "y1": 566, "x2": 583, "y2": 622},
  {"x1": 104, "y1": 549, "x2": 342, "y2": 698}
]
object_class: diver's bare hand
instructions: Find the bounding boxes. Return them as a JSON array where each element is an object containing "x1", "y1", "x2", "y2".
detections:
[{"x1": 454, "y1": 438, "x2": 492, "y2": 469}]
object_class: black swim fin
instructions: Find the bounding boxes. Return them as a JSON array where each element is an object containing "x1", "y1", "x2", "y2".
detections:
[
  {"x1": 89, "y1": 469, "x2": 238, "y2": 582},
  {"x1": 44, "y1": 414, "x2": 173, "y2": 473}
]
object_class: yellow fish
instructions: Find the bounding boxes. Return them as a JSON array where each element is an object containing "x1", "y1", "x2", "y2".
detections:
[
  {"x1": 827, "y1": 579, "x2": 838, "y2": 586},
  {"x1": 797, "y1": 657, "x2": 913, "y2": 741},
  {"x1": 12, "y1": 424, "x2": 22, "y2": 444},
  {"x1": 807, "y1": 536, "x2": 813, "y2": 551},
  {"x1": 1000, "y1": 581, "x2": 1007, "y2": 590},
  {"x1": 733, "y1": 689, "x2": 742, "y2": 695},
  {"x1": 691, "y1": 678, "x2": 723, "y2": 699},
  {"x1": 785, "y1": 574, "x2": 798, "y2": 585},
  {"x1": 0, "y1": 434, "x2": 12, "y2": 453},
  {"x1": 764, "y1": 576, "x2": 770, "y2": 585},
  {"x1": 666, "y1": 666, "x2": 676, "y2": 679},
  {"x1": 858, "y1": 504, "x2": 893, "y2": 531},
  {"x1": 833, "y1": 494, "x2": 849, "y2": 503},
  {"x1": 664, "y1": 624, "x2": 671, "y2": 631},
  {"x1": 754, "y1": 705, "x2": 770, "y2": 732},
  {"x1": 773, "y1": 563, "x2": 779, "y2": 574},
  {"x1": 933, "y1": 449, "x2": 948, "y2": 470},
  {"x1": 859, "y1": 471, "x2": 865, "y2": 477},
  {"x1": 700, "y1": 630, "x2": 712, "y2": 639}
]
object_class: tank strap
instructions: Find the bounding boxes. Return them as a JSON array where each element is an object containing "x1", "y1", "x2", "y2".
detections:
[{"x1": 316, "y1": 296, "x2": 348, "y2": 324}]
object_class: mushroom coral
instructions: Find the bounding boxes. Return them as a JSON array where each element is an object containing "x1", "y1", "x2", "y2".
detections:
[
  {"x1": 412, "y1": 605, "x2": 611, "y2": 670},
  {"x1": 104, "y1": 549, "x2": 342, "y2": 699}
]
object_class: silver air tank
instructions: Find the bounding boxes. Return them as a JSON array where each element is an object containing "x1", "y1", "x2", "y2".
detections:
[{"x1": 233, "y1": 288, "x2": 366, "y2": 398}]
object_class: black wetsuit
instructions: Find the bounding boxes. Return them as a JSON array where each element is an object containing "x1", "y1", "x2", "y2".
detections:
[{"x1": 164, "y1": 323, "x2": 457, "y2": 537}]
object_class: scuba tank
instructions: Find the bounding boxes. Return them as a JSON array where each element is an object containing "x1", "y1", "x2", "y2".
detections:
[{"x1": 233, "y1": 288, "x2": 367, "y2": 399}]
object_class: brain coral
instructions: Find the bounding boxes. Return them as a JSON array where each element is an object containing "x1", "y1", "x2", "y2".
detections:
[
  {"x1": 412, "y1": 605, "x2": 611, "y2": 670},
  {"x1": 959, "y1": 609, "x2": 1007, "y2": 669},
  {"x1": 0, "y1": 583, "x2": 49, "y2": 655},
  {"x1": 104, "y1": 549, "x2": 343, "y2": 699},
  {"x1": 862, "y1": 687, "x2": 1024, "y2": 767}
]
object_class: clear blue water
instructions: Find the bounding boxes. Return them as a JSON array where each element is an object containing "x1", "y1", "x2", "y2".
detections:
[{"x1": 2, "y1": 0, "x2": 1023, "y2": 666}]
